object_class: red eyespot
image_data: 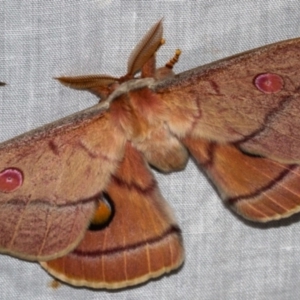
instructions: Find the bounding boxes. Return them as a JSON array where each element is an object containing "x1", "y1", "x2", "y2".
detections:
[
  {"x1": 254, "y1": 73, "x2": 283, "y2": 94},
  {"x1": 0, "y1": 168, "x2": 23, "y2": 192}
]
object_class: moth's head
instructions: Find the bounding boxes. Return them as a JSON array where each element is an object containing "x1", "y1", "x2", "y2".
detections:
[{"x1": 55, "y1": 20, "x2": 178, "y2": 104}]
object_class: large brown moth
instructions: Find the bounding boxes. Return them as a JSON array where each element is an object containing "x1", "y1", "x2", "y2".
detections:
[{"x1": 1, "y1": 20, "x2": 300, "y2": 289}]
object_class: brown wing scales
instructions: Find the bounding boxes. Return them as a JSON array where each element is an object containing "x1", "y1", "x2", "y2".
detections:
[
  {"x1": 155, "y1": 38, "x2": 300, "y2": 163},
  {"x1": 183, "y1": 136, "x2": 300, "y2": 222},
  {"x1": 41, "y1": 143, "x2": 184, "y2": 289},
  {"x1": 3, "y1": 20, "x2": 300, "y2": 289},
  {"x1": 0, "y1": 107, "x2": 126, "y2": 260}
]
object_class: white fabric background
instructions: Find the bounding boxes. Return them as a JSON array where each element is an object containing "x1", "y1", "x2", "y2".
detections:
[{"x1": 1, "y1": 0, "x2": 300, "y2": 299}]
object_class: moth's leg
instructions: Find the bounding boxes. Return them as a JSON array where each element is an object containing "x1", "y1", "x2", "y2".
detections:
[
  {"x1": 155, "y1": 49, "x2": 181, "y2": 80},
  {"x1": 165, "y1": 49, "x2": 181, "y2": 69}
]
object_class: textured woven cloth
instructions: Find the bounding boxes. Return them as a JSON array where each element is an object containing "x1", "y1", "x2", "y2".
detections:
[{"x1": 1, "y1": 1, "x2": 300, "y2": 299}]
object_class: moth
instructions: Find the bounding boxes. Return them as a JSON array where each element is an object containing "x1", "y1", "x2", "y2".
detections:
[{"x1": 1, "y1": 20, "x2": 300, "y2": 289}]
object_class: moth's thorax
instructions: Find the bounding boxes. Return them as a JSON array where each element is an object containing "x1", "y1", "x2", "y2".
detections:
[
  {"x1": 106, "y1": 80, "x2": 189, "y2": 173},
  {"x1": 129, "y1": 86, "x2": 167, "y2": 119},
  {"x1": 108, "y1": 81, "x2": 165, "y2": 142},
  {"x1": 105, "y1": 78, "x2": 156, "y2": 105}
]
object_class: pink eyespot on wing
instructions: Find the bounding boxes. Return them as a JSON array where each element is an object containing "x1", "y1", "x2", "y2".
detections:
[
  {"x1": 254, "y1": 73, "x2": 283, "y2": 94},
  {"x1": 0, "y1": 168, "x2": 23, "y2": 192}
]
